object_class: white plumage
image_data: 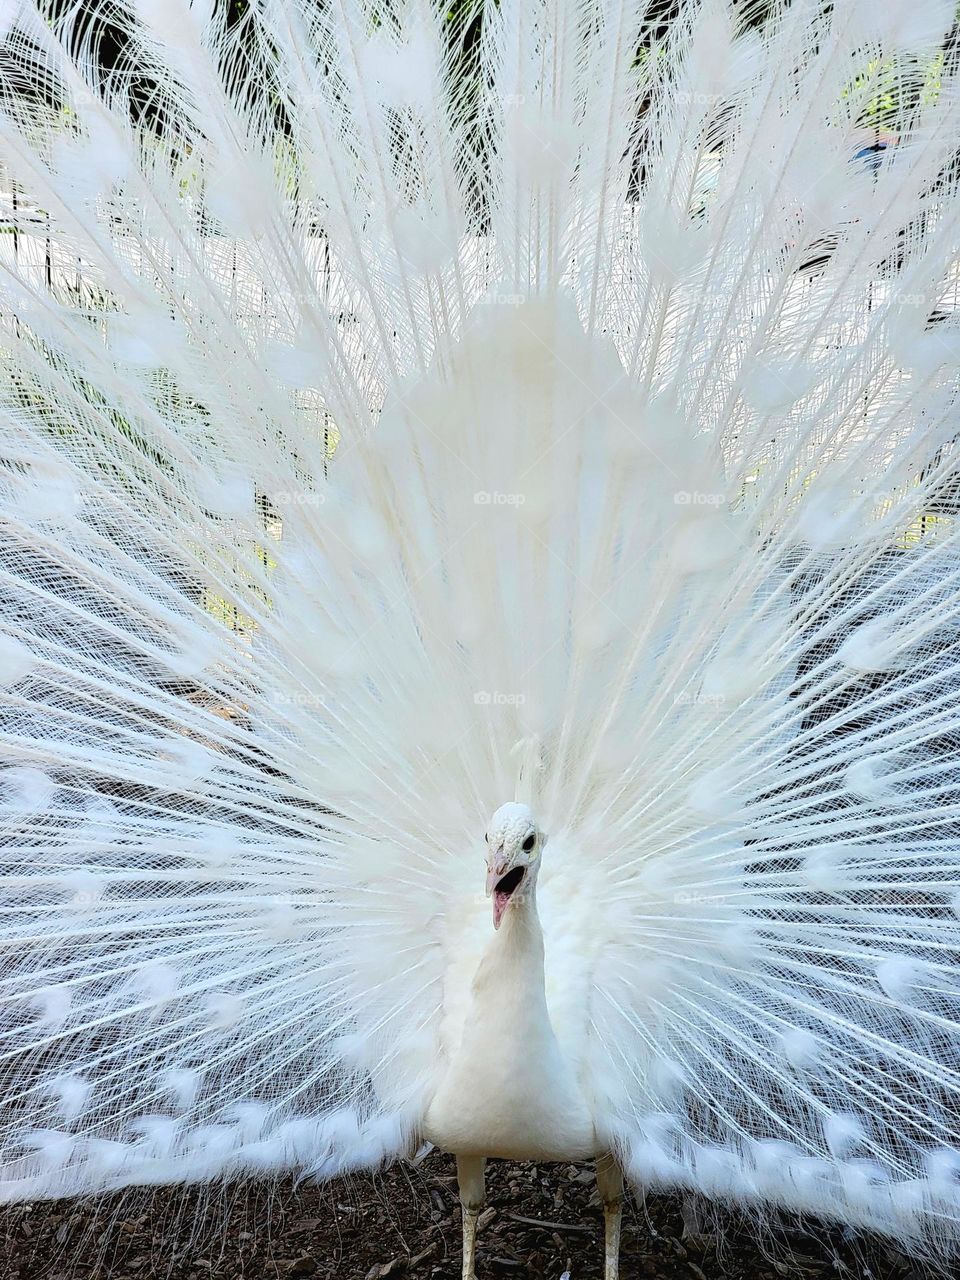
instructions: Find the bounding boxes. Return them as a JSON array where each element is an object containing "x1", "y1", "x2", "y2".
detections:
[{"x1": 2, "y1": 0, "x2": 960, "y2": 1273}]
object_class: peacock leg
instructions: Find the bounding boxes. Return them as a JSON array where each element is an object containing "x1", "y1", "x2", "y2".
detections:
[
  {"x1": 456, "y1": 1153, "x2": 486, "y2": 1280},
  {"x1": 596, "y1": 1152, "x2": 623, "y2": 1280}
]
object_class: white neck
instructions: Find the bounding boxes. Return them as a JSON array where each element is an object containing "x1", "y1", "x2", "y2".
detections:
[
  {"x1": 475, "y1": 881, "x2": 543, "y2": 988},
  {"x1": 423, "y1": 869, "x2": 598, "y2": 1159}
]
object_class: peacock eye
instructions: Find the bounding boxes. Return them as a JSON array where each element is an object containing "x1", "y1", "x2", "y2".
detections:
[{"x1": 522, "y1": 833, "x2": 535, "y2": 852}]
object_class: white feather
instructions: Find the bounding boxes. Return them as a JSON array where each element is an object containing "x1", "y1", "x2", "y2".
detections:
[
  {"x1": 778, "y1": 1028, "x2": 820, "y2": 1069},
  {"x1": 0, "y1": 634, "x2": 35, "y2": 686}
]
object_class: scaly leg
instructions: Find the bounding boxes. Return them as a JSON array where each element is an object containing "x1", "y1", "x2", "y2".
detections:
[
  {"x1": 456, "y1": 1154, "x2": 486, "y2": 1280},
  {"x1": 596, "y1": 1152, "x2": 623, "y2": 1280}
]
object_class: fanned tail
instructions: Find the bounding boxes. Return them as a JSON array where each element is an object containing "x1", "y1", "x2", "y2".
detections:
[{"x1": 1, "y1": 0, "x2": 960, "y2": 1245}]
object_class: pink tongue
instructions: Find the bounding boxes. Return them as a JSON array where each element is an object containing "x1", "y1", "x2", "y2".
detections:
[{"x1": 493, "y1": 890, "x2": 511, "y2": 929}]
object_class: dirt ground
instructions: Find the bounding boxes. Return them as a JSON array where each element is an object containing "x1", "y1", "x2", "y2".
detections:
[{"x1": 0, "y1": 1151, "x2": 932, "y2": 1280}]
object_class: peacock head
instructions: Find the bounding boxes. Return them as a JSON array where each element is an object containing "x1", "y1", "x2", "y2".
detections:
[{"x1": 484, "y1": 801, "x2": 545, "y2": 930}]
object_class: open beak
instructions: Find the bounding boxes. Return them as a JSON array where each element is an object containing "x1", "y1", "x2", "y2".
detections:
[{"x1": 486, "y1": 864, "x2": 525, "y2": 929}]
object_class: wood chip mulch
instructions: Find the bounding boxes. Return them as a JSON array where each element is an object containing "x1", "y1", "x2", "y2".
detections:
[{"x1": 0, "y1": 1151, "x2": 931, "y2": 1279}]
